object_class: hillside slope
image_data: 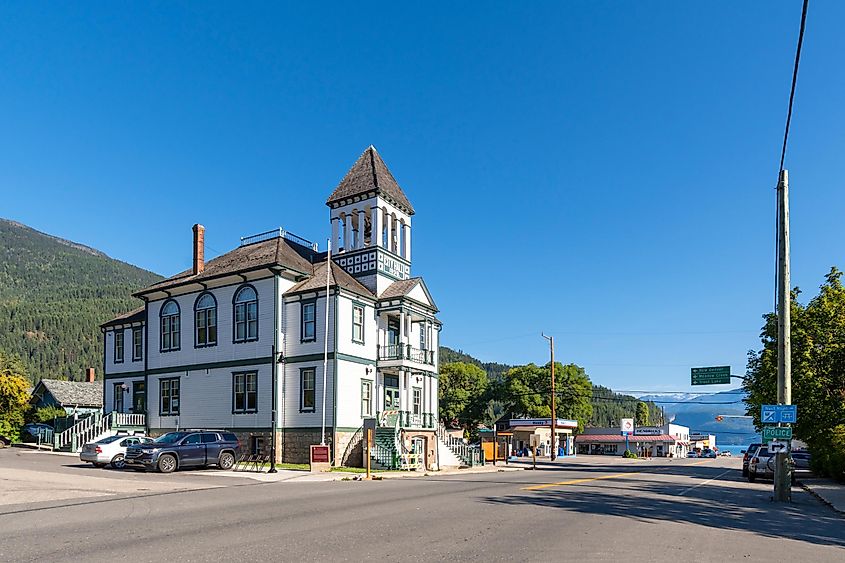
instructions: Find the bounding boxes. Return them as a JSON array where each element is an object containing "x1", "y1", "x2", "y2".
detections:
[
  {"x1": 439, "y1": 346, "x2": 662, "y2": 427},
  {"x1": 0, "y1": 219, "x2": 161, "y2": 382}
]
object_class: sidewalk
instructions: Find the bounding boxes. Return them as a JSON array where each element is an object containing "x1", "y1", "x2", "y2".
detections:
[
  {"x1": 798, "y1": 476, "x2": 845, "y2": 515},
  {"x1": 203, "y1": 463, "x2": 523, "y2": 483}
]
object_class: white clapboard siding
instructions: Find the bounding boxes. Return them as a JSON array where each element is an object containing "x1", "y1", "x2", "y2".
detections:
[
  {"x1": 147, "y1": 277, "x2": 276, "y2": 371},
  {"x1": 146, "y1": 363, "x2": 272, "y2": 431}
]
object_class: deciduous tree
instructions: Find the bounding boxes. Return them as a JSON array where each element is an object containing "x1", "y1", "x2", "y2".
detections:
[{"x1": 0, "y1": 351, "x2": 32, "y2": 441}]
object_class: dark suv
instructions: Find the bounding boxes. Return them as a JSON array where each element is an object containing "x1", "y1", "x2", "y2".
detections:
[{"x1": 124, "y1": 430, "x2": 240, "y2": 473}]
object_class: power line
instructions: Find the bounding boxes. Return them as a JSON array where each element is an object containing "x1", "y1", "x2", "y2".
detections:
[{"x1": 775, "y1": 0, "x2": 810, "y2": 313}]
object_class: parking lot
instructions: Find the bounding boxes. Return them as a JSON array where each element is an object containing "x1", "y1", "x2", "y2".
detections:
[{"x1": 0, "y1": 447, "x2": 249, "y2": 514}]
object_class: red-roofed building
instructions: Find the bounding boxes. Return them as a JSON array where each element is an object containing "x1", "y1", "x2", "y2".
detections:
[{"x1": 576, "y1": 424, "x2": 690, "y2": 457}]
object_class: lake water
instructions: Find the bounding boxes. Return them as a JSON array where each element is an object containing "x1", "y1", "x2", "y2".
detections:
[{"x1": 718, "y1": 445, "x2": 753, "y2": 456}]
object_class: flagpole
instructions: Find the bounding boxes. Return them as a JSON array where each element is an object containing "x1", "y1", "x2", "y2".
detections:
[{"x1": 320, "y1": 239, "x2": 331, "y2": 445}]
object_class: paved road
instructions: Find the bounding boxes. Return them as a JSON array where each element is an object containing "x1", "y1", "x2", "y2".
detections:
[{"x1": 1, "y1": 452, "x2": 842, "y2": 562}]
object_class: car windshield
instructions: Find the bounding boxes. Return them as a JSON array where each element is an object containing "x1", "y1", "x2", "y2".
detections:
[
  {"x1": 154, "y1": 432, "x2": 191, "y2": 444},
  {"x1": 758, "y1": 448, "x2": 770, "y2": 456},
  {"x1": 97, "y1": 435, "x2": 124, "y2": 444}
]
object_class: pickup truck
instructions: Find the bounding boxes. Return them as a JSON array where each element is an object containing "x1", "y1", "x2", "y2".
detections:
[{"x1": 124, "y1": 430, "x2": 240, "y2": 473}]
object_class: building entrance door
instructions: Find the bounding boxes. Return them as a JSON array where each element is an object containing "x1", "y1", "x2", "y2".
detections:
[
  {"x1": 132, "y1": 381, "x2": 145, "y2": 414},
  {"x1": 384, "y1": 375, "x2": 400, "y2": 410}
]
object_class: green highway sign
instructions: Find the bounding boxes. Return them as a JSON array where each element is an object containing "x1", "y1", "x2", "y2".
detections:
[
  {"x1": 762, "y1": 426, "x2": 793, "y2": 442},
  {"x1": 691, "y1": 366, "x2": 731, "y2": 385}
]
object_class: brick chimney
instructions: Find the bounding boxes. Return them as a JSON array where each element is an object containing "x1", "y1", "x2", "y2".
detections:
[
  {"x1": 193, "y1": 224, "x2": 205, "y2": 275},
  {"x1": 85, "y1": 368, "x2": 96, "y2": 383}
]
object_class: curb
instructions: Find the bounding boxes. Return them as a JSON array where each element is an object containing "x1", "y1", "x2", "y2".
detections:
[{"x1": 797, "y1": 480, "x2": 845, "y2": 516}]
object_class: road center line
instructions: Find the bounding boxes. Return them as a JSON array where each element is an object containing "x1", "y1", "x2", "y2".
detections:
[
  {"x1": 677, "y1": 468, "x2": 733, "y2": 496},
  {"x1": 521, "y1": 459, "x2": 716, "y2": 492},
  {"x1": 522, "y1": 471, "x2": 641, "y2": 491}
]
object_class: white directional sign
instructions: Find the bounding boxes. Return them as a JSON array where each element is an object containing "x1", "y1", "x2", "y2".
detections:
[
  {"x1": 620, "y1": 418, "x2": 634, "y2": 435},
  {"x1": 768, "y1": 440, "x2": 788, "y2": 454}
]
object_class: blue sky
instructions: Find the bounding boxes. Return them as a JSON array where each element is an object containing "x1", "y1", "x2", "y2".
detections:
[{"x1": 2, "y1": 2, "x2": 844, "y2": 393}]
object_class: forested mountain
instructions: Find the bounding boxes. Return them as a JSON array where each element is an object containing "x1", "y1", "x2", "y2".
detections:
[
  {"x1": 0, "y1": 219, "x2": 161, "y2": 382},
  {"x1": 439, "y1": 346, "x2": 661, "y2": 427},
  {"x1": 590, "y1": 385, "x2": 664, "y2": 428},
  {"x1": 439, "y1": 346, "x2": 511, "y2": 382}
]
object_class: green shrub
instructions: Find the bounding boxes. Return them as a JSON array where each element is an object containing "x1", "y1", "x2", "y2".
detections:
[
  {"x1": 623, "y1": 449, "x2": 638, "y2": 459},
  {"x1": 810, "y1": 426, "x2": 845, "y2": 483},
  {"x1": 31, "y1": 406, "x2": 67, "y2": 424}
]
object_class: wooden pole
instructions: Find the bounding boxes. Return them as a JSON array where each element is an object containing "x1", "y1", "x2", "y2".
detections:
[{"x1": 775, "y1": 169, "x2": 792, "y2": 502}]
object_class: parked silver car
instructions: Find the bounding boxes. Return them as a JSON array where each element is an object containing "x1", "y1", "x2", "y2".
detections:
[{"x1": 80, "y1": 434, "x2": 153, "y2": 469}]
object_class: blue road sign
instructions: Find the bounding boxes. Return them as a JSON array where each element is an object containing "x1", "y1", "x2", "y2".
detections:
[
  {"x1": 761, "y1": 404, "x2": 798, "y2": 424},
  {"x1": 779, "y1": 405, "x2": 797, "y2": 423}
]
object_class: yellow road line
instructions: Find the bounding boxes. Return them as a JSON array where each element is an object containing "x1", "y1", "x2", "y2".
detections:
[
  {"x1": 522, "y1": 458, "x2": 716, "y2": 491},
  {"x1": 522, "y1": 472, "x2": 639, "y2": 491}
]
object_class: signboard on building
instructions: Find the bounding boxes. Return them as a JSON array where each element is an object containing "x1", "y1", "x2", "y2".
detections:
[
  {"x1": 761, "y1": 404, "x2": 797, "y2": 424},
  {"x1": 691, "y1": 366, "x2": 731, "y2": 385},
  {"x1": 762, "y1": 426, "x2": 793, "y2": 442},
  {"x1": 634, "y1": 427, "x2": 663, "y2": 436},
  {"x1": 620, "y1": 418, "x2": 634, "y2": 435}
]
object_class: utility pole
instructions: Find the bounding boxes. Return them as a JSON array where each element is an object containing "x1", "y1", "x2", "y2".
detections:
[
  {"x1": 542, "y1": 333, "x2": 556, "y2": 461},
  {"x1": 775, "y1": 169, "x2": 792, "y2": 502}
]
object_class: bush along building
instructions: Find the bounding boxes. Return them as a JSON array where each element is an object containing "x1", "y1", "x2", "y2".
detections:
[{"x1": 99, "y1": 147, "x2": 447, "y2": 469}]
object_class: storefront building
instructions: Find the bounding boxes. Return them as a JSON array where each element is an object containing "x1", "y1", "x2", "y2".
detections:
[{"x1": 576, "y1": 423, "x2": 690, "y2": 457}]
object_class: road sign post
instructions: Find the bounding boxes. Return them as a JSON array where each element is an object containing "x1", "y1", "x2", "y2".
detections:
[{"x1": 691, "y1": 366, "x2": 731, "y2": 385}]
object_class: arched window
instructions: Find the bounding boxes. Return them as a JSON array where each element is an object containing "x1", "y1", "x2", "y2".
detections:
[
  {"x1": 194, "y1": 292, "x2": 217, "y2": 347},
  {"x1": 233, "y1": 285, "x2": 258, "y2": 342},
  {"x1": 160, "y1": 300, "x2": 181, "y2": 352}
]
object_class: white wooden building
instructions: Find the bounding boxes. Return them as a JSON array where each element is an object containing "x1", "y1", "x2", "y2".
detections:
[{"x1": 101, "y1": 147, "x2": 443, "y2": 467}]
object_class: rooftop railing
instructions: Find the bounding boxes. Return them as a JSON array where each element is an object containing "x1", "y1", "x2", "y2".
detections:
[{"x1": 240, "y1": 228, "x2": 318, "y2": 251}]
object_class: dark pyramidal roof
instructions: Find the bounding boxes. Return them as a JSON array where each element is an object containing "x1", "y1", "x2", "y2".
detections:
[{"x1": 326, "y1": 146, "x2": 415, "y2": 215}]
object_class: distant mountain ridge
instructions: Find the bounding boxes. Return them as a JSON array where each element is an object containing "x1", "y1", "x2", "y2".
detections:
[
  {"x1": 0, "y1": 218, "x2": 162, "y2": 382},
  {"x1": 639, "y1": 389, "x2": 758, "y2": 445}
]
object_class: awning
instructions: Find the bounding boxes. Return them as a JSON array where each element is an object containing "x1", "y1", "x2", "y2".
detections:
[{"x1": 575, "y1": 434, "x2": 679, "y2": 443}]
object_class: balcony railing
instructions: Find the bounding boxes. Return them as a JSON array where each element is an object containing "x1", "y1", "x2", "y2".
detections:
[
  {"x1": 378, "y1": 411, "x2": 436, "y2": 429},
  {"x1": 377, "y1": 344, "x2": 435, "y2": 365}
]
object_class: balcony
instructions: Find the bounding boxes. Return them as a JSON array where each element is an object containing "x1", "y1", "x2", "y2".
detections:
[
  {"x1": 377, "y1": 344, "x2": 435, "y2": 366},
  {"x1": 379, "y1": 410, "x2": 436, "y2": 429}
]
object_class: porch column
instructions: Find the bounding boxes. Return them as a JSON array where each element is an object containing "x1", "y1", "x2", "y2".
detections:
[
  {"x1": 371, "y1": 207, "x2": 382, "y2": 248},
  {"x1": 343, "y1": 214, "x2": 352, "y2": 252},
  {"x1": 385, "y1": 212, "x2": 393, "y2": 253},
  {"x1": 403, "y1": 223, "x2": 411, "y2": 261},
  {"x1": 358, "y1": 209, "x2": 367, "y2": 249},
  {"x1": 331, "y1": 217, "x2": 340, "y2": 252}
]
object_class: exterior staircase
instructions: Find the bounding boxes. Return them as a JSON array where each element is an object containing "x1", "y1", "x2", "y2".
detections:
[
  {"x1": 53, "y1": 412, "x2": 146, "y2": 453},
  {"x1": 436, "y1": 424, "x2": 483, "y2": 467}
]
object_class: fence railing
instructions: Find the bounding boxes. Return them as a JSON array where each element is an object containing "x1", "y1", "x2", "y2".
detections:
[
  {"x1": 240, "y1": 228, "x2": 318, "y2": 251},
  {"x1": 437, "y1": 423, "x2": 483, "y2": 467},
  {"x1": 111, "y1": 412, "x2": 146, "y2": 427},
  {"x1": 54, "y1": 413, "x2": 111, "y2": 452},
  {"x1": 377, "y1": 345, "x2": 435, "y2": 365}
]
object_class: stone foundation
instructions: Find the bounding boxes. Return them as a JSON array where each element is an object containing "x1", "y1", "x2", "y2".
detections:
[
  {"x1": 336, "y1": 430, "x2": 363, "y2": 467},
  {"x1": 277, "y1": 428, "x2": 333, "y2": 464}
]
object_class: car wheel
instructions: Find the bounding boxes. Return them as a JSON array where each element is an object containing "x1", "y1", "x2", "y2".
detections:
[
  {"x1": 93, "y1": 462, "x2": 106, "y2": 468},
  {"x1": 110, "y1": 454, "x2": 125, "y2": 470},
  {"x1": 157, "y1": 454, "x2": 177, "y2": 474},
  {"x1": 218, "y1": 451, "x2": 235, "y2": 470}
]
